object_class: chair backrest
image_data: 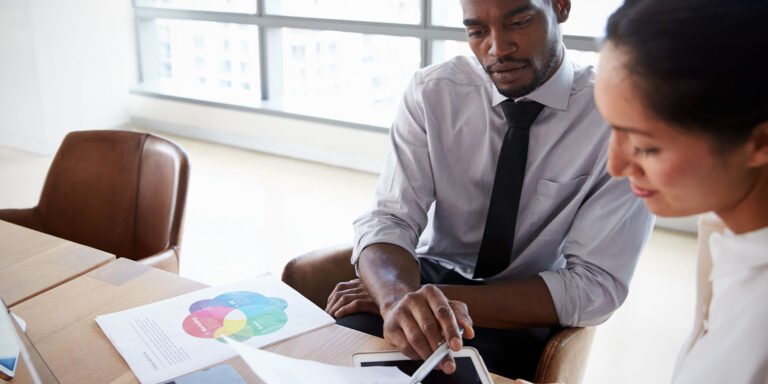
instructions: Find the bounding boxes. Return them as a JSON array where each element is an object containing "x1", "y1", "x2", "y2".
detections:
[
  {"x1": 534, "y1": 326, "x2": 596, "y2": 384},
  {"x1": 36, "y1": 130, "x2": 189, "y2": 265}
]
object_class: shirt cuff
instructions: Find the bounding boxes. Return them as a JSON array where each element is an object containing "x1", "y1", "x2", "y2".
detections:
[{"x1": 539, "y1": 269, "x2": 612, "y2": 327}]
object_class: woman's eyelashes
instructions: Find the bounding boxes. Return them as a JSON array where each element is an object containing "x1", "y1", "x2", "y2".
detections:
[{"x1": 633, "y1": 146, "x2": 660, "y2": 157}]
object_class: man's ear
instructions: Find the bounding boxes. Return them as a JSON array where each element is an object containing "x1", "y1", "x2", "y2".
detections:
[
  {"x1": 746, "y1": 121, "x2": 768, "y2": 167},
  {"x1": 553, "y1": 0, "x2": 571, "y2": 23}
]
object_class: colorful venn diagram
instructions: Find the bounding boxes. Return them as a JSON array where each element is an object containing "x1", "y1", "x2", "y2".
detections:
[{"x1": 182, "y1": 291, "x2": 288, "y2": 342}]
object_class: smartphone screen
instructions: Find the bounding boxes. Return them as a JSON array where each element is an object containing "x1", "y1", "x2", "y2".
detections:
[
  {"x1": 0, "y1": 301, "x2": 20, "y2": 380},
  {"x1": 361, "y1": 356, "x2": 483, "y2": 384}
]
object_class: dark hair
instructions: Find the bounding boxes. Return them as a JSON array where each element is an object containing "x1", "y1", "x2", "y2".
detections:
[{"x1": 605, "y1": 0, "x2": 768, "y2": 147}]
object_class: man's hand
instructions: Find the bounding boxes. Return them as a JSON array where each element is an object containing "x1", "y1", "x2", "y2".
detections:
[
  {"x1": 354, "y1": 244, "x2": 475, "y2": 374},
  {"x1": 380, "y1": 284, "x2": 475, "y2": 374},
  {"x1": 325, "y1": 278, "x2": 379, "y2": 318}
]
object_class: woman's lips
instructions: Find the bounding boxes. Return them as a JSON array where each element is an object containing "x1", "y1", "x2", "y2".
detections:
[{"x1": 631, "y1": 183, "x2": 658, "y2": 198}]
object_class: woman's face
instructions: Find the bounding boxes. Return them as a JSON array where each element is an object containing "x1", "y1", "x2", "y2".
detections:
[{"x1": 594, "y1": 43, "x2": 756, "y2": 219}]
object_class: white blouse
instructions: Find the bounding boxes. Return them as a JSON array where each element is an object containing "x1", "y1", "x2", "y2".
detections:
[{"x1": 673, "y1": 213, "x2": 768, "y2": 383}]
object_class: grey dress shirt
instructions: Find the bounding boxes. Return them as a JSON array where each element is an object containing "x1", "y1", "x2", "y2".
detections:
[{"x1": 352, "y1": 53, "x2": 654, "y2": 327}]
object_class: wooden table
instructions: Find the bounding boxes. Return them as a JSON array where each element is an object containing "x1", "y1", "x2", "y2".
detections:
[
  {"x1": 10, "y1": 257, "x2": 514, "y2": 383},
  {"x1": 0, "y1": 220, "x2": 114, "y2": 307}
]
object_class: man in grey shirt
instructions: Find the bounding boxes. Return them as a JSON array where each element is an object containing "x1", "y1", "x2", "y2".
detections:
[{"x1": 286, "y1": 0, "x2": 653, "y2": 380}]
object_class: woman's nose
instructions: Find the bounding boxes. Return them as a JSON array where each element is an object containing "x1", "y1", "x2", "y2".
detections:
[{"x1": 607, "y1": 132, "x2": 638, "y2": 178}]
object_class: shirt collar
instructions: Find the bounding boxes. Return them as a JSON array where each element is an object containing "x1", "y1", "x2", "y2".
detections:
[
  {"x1": 491, "y1": 48, "x2": 574, "y2": 111},
  {"x1": 710, "y1": 225, "x2": 768, "y2": 279}
]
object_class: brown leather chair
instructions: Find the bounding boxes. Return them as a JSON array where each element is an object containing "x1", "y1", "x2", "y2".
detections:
[
  {"x1": 281, "y1": 244, "x2": 357, "y2": 308},
  {"x1": 0, "y1": 130, "x2": 190, "y2": 274},
  {"x1": 282, "y1": 245, "x2": 596, "y2": 383},
  {"x1": 534, "y1": 326, "x2": 595, "y2": 384}
]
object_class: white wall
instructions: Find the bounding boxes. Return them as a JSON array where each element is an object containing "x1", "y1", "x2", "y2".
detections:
[
  {"x1": 128, "y1": 95, "x2": 392, "y2": 174},
  {"x1": 0, "y1": 0, "x2": 136, "y2": 154}
]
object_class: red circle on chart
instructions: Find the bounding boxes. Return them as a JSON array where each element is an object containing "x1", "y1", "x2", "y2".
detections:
[{"x1": 182, "y1": 306, "x2": 235, "y2": 338}]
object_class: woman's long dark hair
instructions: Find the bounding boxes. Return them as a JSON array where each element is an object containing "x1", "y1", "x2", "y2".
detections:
[{"x1": 605, "y1": 0, "x2": 768, "y2": 148}]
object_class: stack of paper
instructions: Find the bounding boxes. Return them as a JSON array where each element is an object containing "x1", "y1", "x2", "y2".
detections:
[
  {"x1": 96, "y1": 275, "x2": 334, "y2": 384},
  {"x1": 227, "y1": 338, "x2": 411, "y2": 384}
]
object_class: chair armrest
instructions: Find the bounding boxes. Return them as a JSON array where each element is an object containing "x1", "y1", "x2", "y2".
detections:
[
  {"x1": 281, "y1": 244, "x2": 356, "y2": 308},
  {"x1": 0, "y1": 207, "x2": 43, "y2": 231},
  {"x1": 534, "y1": 326, "x2": 596, "y2": 384},
  {"x1": 138, "y1": 248, "x2": 180, "y2": 274}
]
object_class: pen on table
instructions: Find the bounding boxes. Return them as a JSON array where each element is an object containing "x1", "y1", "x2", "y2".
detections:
[{"x1": 407, "y1": 329, "x2": 464, "y2": 384}]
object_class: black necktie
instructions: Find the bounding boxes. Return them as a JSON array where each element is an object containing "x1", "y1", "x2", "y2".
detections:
[{"x1": 474, "y1": 100, "x2": 545, "y2": 279}]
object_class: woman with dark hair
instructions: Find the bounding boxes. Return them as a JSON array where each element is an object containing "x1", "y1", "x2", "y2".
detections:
[{"x1": 593, "y1": 0, "x2": 768, "y2": 382}]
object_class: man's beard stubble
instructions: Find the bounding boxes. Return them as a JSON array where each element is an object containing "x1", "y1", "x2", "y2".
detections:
[{"x1": 485, "y1": 41, "x2": 562, "y2": 99}]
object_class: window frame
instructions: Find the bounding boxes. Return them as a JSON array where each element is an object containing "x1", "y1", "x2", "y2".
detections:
[{"x1": 132, "y1": 0, "x2": 601, "y2": 132}]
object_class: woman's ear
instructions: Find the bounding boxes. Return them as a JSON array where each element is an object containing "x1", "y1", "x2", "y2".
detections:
[{"x1": 746, "y1": 121, "x2": 768, "y2": 167}]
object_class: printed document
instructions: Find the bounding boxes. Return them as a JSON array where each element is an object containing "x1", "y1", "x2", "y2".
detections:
[
  {"x1": 226, "y1": 338, "x2": 411, "y2": 384},
  {"x1": 96, "y1": 275, "x2": 334, "y2": 384}
]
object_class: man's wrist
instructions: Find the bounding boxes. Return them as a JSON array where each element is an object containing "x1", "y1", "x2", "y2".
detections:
[
  {"x1": 378, "y1": 297, "x2": 400, "y2": 318},
  {"x1": 377, "y1": 286, "x2": 412, "y2": 317}
]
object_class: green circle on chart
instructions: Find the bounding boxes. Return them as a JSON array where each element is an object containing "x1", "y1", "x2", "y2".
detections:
[{"x1": 247, "y1": 305, "x2": 289, "y2": 336}]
